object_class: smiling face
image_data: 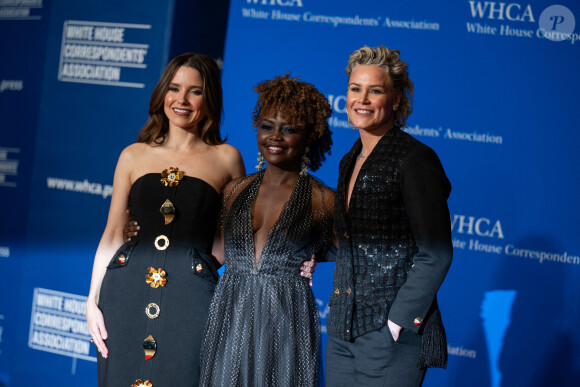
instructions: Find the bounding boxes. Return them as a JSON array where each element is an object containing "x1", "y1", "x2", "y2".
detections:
[
  {"x1": 346, "y1": 65, "x2": 401, "y2": 134},
  {"x1": 257, "y1": 111, "x2": 310, "y2": 171},
  {"x1": 163, "y1": 66, "x2": 205, "y2": 131}
]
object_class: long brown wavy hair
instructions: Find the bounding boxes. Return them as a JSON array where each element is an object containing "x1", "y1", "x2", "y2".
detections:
[{"x1": 137, "y1": 52, "x2": 225, "y2": 145}]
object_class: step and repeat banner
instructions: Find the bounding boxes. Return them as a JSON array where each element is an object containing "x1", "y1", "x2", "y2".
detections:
[
  {"x1": 1, "y1": 0, "x2": 176, "y2": 385},
  {"x1": 0, "y1": 1, "x2": 52, "y2": 382},
  {"x1": 219, "y1": 1, "x2": 579, "y2": 386},
  {"x1": 1, "y1": 0, "x2": 579, "y2": 385}
]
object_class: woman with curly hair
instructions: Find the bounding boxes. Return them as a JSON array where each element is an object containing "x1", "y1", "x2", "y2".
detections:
[
  {"x1": 199, "y1": 74, "x2": 335, "y2": 386},
  {"x1": 325, "y1": 45, "x2": 452, "y2": 386}
]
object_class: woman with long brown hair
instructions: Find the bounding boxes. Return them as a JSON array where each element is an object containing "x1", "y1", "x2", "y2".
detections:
[{"x1": 86, "y1": 52, "x2": 245, "y2": 386}]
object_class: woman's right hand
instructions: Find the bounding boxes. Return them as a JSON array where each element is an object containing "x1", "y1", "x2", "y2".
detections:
[{"x1": 87, "y1": 299, "x2": 108, "y2": 358}]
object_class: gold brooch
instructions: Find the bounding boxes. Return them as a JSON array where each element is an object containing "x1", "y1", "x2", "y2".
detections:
[
  {"x1": 131, "y1": 380, "x2": 152, "y2": 387},
  {"x1": 160, "y1": 167, "x2": 183, "y2": 187},
  {"x1": 145, "y1": 267, "x2": 167, "y2": 288},
  {"x1": 159, "y1": 199, "x2": 175, "y2": 225}
]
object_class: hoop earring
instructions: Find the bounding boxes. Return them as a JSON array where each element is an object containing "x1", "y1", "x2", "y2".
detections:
[
  {"x1": 255, "y1": 152, "x2": 265, "y2": 171},
  {"x1": 300, "y1": 147, "x2": 310, "y2": 176}
]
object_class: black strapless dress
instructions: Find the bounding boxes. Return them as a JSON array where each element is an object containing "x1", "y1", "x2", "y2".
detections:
[{"x1": 97, "y1": 172, "x2": 220, "y2": 387}]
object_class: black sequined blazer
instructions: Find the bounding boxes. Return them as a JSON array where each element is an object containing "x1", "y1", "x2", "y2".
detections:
[{"x1": 327, "y1": 127, "x2": 452, "y2": 350}]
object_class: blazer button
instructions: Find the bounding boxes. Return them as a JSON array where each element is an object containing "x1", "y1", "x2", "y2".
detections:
[{"x1": 343, "y1": 232, "x2": 349, "y2": 239}]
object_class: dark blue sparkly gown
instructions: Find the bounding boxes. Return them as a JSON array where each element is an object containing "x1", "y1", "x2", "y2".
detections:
[{"x1": 200, "y1": 171, "x2": 334, "y2": 387}]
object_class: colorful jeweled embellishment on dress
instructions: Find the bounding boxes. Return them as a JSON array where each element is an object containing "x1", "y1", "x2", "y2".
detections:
[
  {"x1": 145, "y1": 267, "x2": 167, "y2": 288},
  {"x1": 131, "y1": 380, "x2": 152, "y2": 387},
  {"x1": 160, "y1": 167, "x2": 183, "y2": 187},
  {"x1": 143, "y1": 334, "x2": 157, "y2": 360},
  {"x1": 118, "y1": 253, "x2": 126, "y2": 264}
]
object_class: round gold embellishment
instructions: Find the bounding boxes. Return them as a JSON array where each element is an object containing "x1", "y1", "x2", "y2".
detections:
[
  {"x1": 145, "y1": 303, "x2": 160, "y2": 319},
  {"x1": 154, "y1": 235, "x2": 169, "y2": 251}
]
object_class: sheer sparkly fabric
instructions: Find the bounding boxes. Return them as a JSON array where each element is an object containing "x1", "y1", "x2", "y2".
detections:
[{"x1": 200, "y1": 171, "x2": 334, "y2": 387}]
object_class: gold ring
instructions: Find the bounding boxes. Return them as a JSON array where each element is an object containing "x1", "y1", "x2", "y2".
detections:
[
  {"x1": 145, "y1": 303, "x2": 160, "y2": 319},
  {"x1": 154, "y1": 235, "x2": 169, "y2": 251}
]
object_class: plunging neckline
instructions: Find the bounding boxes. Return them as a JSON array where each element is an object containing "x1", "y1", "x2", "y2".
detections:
[
  {"x1": 249, "y1": 171, "x2": 303, "y2": 269},
  {"x1": 345, "y1": 155, "x2": 366, "y2": 214},
  {"x1": 345, "y1": 129, "x2": 395, "y2": 214}
]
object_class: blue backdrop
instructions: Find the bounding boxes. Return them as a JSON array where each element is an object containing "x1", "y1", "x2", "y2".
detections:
[{"x1": 1, "y1": 0, "x2": 579, "y2": 386}]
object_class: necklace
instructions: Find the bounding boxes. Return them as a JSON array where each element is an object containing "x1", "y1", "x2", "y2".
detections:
[{"x1": 357, "y1": 153, "x2": 367, "y2": 160}]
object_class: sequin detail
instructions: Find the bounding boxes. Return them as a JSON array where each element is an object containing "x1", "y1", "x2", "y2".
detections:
[{"x1": 200, "y1": 172, "x2": 334, "y2": 386}]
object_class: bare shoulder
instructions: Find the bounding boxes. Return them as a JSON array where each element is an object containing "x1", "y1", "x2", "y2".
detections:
[
  {"x1": 213, "y1": 143, "x2": 245, "y2": 179},
  {"x1": 310, "y1": 177, "x2": 335, "y2": 211},
  {"x1": 310, "y1": 176, "x2": 335, "y2": 194},
  {"x1": 221, "y1": 173, "x2": 255, "y2": 205},
  {"x1": 120, "y1": 142, "x2": 149, "y2": 161},
  {"x1": 222, "y1": 174, "x2": 243, "y2": 194},
  {"x1": 115, "y1": 143, "x2": 152, "y2": 179},
  {"x1": 317, "y1": 183, "x2": 335, "y2": 197},
  {"x1": 321, "y1": 185, "x2": 336, "y2": 206},
  {"x1": 214, "y1": 143, "x2": 242, "y2": 160}
]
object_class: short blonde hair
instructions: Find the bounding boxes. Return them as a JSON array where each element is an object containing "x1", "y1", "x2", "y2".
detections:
[{"x1": 346, "y1": 45, "x2": 414, "y2": 128}]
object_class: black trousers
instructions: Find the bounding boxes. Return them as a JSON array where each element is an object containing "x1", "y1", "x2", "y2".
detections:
[{"x1": 325, "y1": 325, "x2": 426, "y2": 387}]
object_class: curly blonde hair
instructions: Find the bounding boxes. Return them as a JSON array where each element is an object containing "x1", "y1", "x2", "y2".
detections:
[
  {"x1": 345, "y1": 45, "x2": 414, "y2": 128},
  {"x1": 252, "y1": 74, "x2": 332, "y2": 171}
]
